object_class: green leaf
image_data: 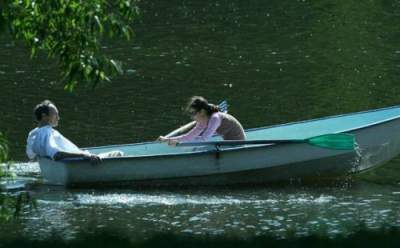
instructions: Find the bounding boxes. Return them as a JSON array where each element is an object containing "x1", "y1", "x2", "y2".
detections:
[
  {"x1": 94, "y1": 15, "x2": 104, "y2": 33},
  {"x1": 99, "y1": 71, "x2": 105, "y2": 80},
  {"x1": 84, "y1": 65, "x2": 93, "y2": 78},
  {"x1": 110, "y1": 59, "x2": 123, "y2": 75},
  {"x1": 30, "y1": 46, "x2": 36, "y2": 58},
  {"x1": 0, "y1": 133, "x2": 9, "y2": 163}
]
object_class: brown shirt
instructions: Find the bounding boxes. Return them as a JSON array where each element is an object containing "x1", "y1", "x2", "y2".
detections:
[{"x1": 215, "y1": 112, "x2": 246, "y2": 140}]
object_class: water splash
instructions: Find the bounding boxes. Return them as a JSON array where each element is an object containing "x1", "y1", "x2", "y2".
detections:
[
  {"x1": 74, "y1": 193, "x2": 278, "y2": 206},
  {"x1": 6, "y1": 162, "x2": 41, "y2": 177}
]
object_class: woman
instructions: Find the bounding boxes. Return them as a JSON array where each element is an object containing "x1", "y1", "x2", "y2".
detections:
[{"x1": 159, "y1": 96, "x2": 246, "y2": 146}]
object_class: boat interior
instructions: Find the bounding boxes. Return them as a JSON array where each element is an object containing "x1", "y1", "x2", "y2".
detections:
[{"x1": 86, "y1": 106, "x2": 400, "y2": 158}]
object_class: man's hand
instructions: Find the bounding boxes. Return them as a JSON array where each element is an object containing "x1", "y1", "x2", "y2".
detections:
[{"x1": 85, "y1": 154, "x2": 102, "y2": 165}]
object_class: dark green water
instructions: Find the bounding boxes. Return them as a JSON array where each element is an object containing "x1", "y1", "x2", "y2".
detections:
[{"x1": 1, "y1": 0, "x2": 400, "y2": 243}]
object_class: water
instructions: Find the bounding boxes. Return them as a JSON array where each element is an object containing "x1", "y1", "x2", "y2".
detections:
[
  {"x1": 22, "y1": 186, "x2": 400, "y2": 239},
  {"x1": 0, "y1": 162, "x2": 399, "y2": 242},
  {"x1": 1, "y1": 0, "x2": 400, "y2": 243}
]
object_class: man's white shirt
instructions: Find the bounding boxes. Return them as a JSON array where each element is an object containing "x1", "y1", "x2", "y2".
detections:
[{"x1": 26, "y1": 125, "x2": 88, "y2": 160}]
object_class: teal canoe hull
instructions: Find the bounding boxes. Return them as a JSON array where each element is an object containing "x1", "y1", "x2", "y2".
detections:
[{"x1": 39, "y1": 105, "x2": 400, "y2": 186}]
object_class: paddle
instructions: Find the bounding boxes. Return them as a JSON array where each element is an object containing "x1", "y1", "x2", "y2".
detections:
[
  {"x1": 164, "y1": 100, "x2": 229, "y2": 138},
  {"x1": 176, "y1": 133, "x2": 355, "y2": 150}
]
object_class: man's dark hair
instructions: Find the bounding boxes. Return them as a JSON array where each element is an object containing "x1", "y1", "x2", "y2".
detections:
[{"x1": 33, "y1": 100, "x2": 55, "y2": 121}]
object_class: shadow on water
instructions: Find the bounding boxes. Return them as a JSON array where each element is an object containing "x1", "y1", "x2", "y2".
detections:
[{"x1": 1, "y1": 227, "x2": 400, "y2": 248}]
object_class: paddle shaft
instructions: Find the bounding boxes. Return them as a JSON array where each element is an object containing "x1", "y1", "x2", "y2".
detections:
[
  {"x1": 165, "y1": 121, "x2": 196, "y2": 138},
  {"x1": 177, "y1": 139, "x2": 304, "y2": 147},
  {"x1": 176, "y1": 133, "x2": 355, "y2": 150}
]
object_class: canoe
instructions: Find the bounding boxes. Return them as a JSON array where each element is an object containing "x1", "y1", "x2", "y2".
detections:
[{"x1": 39, "y1": 105, "x2": 400, "y2": 186}]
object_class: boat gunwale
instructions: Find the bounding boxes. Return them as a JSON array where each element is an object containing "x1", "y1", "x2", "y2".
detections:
[
  {"x1": 61, "y1": 105, "x2": 400, "y2": 163},
  {"x1": 244, "y1": 105, "x2": 400, "y2": 133},
  {"x1": 59, "y1": 143, "x2": 276, "y2": 164}
]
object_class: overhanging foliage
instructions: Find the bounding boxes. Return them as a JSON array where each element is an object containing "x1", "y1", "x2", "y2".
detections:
[{"x1": 2, "y1": 0, "x2": 139, "y2": 90}]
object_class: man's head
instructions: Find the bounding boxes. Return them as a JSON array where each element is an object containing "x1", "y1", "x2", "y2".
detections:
[{"x1": 33, "y1": 100, "x2": 60, "y2": 127}]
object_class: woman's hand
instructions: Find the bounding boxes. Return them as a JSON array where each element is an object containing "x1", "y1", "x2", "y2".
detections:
[
  {"x1": 167, "y1": 139, "x2": 179, "y2": 147},
  {"x1": 157, "y1": 136, "x2": 168, "y2": 142},
  {"x1": 158, "y1": 136, "x2": 178, "y2": 146}
]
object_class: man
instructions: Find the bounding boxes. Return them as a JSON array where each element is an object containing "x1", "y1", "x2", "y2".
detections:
[{"x1": 26, "y1": 100, "x2": 102, "y2": 163}]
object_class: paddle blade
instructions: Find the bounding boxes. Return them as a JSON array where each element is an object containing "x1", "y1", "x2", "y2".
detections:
[
  {"x1": 218, "y1": 100, "x2": 229, "y2": 113},
  {"x1": 308, "y1": 134, "x2": 355, "y2": 150}
]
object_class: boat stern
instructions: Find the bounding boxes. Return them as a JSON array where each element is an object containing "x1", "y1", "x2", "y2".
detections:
[{"x1": 39, "y1": 158, "x2": 69, "y2": 185}]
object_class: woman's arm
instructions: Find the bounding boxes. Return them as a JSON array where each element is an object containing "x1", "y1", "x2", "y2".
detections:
[
  {"x1": 166, "y1": 122, "x2": 205, "y2": 142},
  {"x1": 194, "y1": 114, "x2": 222, "y2": 141}
]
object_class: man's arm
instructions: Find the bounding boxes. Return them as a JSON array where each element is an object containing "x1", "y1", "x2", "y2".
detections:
[{"x1": 53, "y1": 151, "x2": 101, "y2": 164}]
